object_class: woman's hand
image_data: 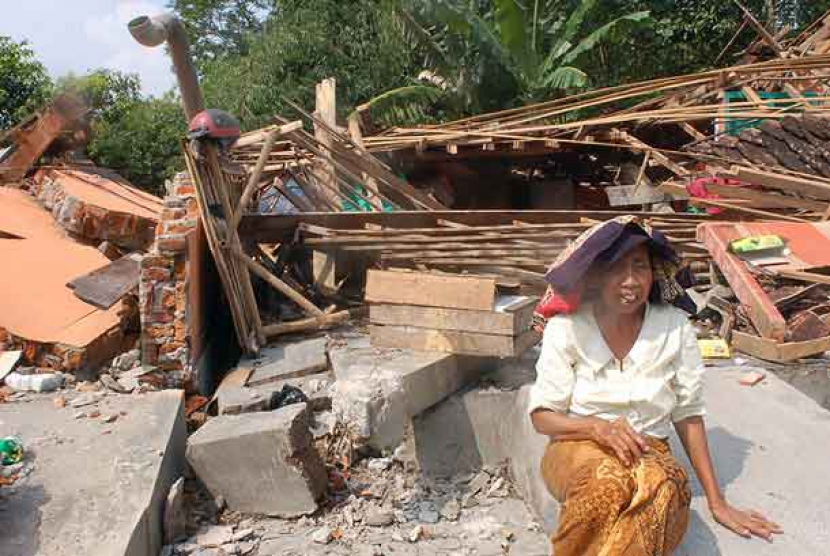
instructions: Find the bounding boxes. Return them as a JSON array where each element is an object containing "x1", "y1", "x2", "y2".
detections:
[
  {"x1": 710, "y1": 499, "x2": 783, "y2": 541},
  {"x1": 590, "y1": 417, "x2": 649, "y2": 466}
]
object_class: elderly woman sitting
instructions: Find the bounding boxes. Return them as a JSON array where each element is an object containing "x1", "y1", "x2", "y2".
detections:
[{"x1": 529, "y1": 216, "x2": 781, "y2": 556}]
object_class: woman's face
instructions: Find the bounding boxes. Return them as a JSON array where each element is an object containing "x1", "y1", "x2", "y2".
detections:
[{"x1": 597, "y1": 244, "x2": 653, "y2": 315}]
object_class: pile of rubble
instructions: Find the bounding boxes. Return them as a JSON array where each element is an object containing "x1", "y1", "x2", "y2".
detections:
[{"x1": 167, "y1": 448, "x2": 548, "y2": 556}]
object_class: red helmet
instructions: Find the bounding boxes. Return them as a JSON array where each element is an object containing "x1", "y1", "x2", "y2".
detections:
[{"x1": 188, "y1": 109, "x2": 241, "y2": 142}]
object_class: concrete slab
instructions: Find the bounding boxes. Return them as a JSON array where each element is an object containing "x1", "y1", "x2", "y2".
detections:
[
  {"x1": 247, "y1": 337, "x2": 328, "y2": 387},
  {"x1": 0, "y1": 390, "x2": 186, "y2": 556},
  {"x1": 673, "y1": 365, "x2": 830, "y2": 556},
  {"x1": 413, "y1": 350, "x2": 830, "y2": 555},
  {"x1": 330, "y1": 344, "x2": 490, "y2": 450},
  {"x1": 217, "y1": 386, "x2": 269, "y2": 415},
  {"x1": 186, "y1": 403, "x2": 327, "y2": 517}
]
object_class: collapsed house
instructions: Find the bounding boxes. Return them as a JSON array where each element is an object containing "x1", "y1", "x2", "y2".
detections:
[
  {"x1": 3, "y1": 8, "x2": 830, "y2": 556},
  {"x1": 0, "y1": 95, "x2": 162, "y2": 374}
]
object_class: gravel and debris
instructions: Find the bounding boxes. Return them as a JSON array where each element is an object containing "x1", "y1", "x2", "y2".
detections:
[{"x1": 164, "y1": 455, "x2": 549, "y2": 556}]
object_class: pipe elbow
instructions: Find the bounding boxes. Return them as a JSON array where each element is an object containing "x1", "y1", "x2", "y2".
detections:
[{"x1": 128, "y1": 13, "x2": 180, "y2": 48}]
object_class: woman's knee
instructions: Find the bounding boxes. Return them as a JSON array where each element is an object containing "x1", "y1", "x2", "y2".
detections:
[{"x1": 565, "y1": 475, "x2": 633, "y2": 524}]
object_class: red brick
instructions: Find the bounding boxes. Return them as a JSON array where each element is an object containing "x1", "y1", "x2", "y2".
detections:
[
  {"x1": 157, "y1": 235, "x2": 188, "y2": 253},
  {"x1": 174, "y1": 260, "x2": 187, "y2": 280},
  {"x1": 174, "y1": 320, "x2": 188, "y2": 342},
  {"x1": 161, "y1": 208, "x2": 187, "y2": 221},
  {"x1": 141, "y1": 267, "x2": 172, "y2": 281},
  {"x1": 142, "y1": 256, "x2": 173, "y2": 269},
  {"x1": 145, "y1": 324, "x2": 174, "y2": 339},
  {"x1": 163, "y1": 220, "x2": 197, "y2": 236},
  {"x1": 161, "y1": 288, "x2": 177, "y2": 309},
  {"x1": 159, "y1": 341, "x2": 186, "y2": 355}
]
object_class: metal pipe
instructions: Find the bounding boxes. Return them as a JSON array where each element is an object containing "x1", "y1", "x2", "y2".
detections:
[{"x1": 128, "y1": 13, "x2": 205, "y2": 120}]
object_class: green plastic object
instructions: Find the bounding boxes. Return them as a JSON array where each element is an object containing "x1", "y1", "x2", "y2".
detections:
[
  {"x1": 722, "y1": 90, "x2": 823, "y2": 136},
  {"x1": 0, "y1": 436, "x2": 23, "y2": 465},
  {"x1": 729, "y1": 234, "x2": 785, "y2": 255}
]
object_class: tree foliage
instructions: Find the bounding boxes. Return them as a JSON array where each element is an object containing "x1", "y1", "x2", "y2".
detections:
[
  {"x1": 87, "y1": 93, "x2": 186, "y2": 196},
  {"x1": 197, "y1": 0, "x2": 420, "y2": 129},
  {"x1": 56, "y1": 69, "x2": 142, "y2": 124},
  {"x1": 0, "y1": 36, "x2": 52, "y2": 129},
  {"x1": 575, "y1": 0, "x2": 830, "y2": 87},
  {"x1": 391, "y1": 0, "x2": 651, "y2": 115},
  {"x1": 168, "y1": 0, "x2": 274, "y2": 67},
  {"x1": 6, "y1": 0, "x2": 830, "y2": 195}
]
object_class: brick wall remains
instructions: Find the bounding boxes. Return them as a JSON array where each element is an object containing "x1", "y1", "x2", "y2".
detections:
[{"x1": 139, "y1": 172, "x2": 199, "y2": 389}]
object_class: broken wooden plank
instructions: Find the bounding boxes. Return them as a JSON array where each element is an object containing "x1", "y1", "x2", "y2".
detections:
[
  {"x1": 732, "y1": 330, "x2": 830, "y2": 362},
  {"x1": 236, "y1": 250, "x2": 324, "y2": 317},
  {"x1": 729, "y1": 166, "x2": 830, "y2": 201},
  {"x1": 370, "y1": 295, "x2": 537, "y2": 337},
  {"x1": 697, "y1": 224, "x2": 787, "y2": 341},
  {"x1": 314, "y1": 77, "x2": 341, "y2": 208},
  {"x1": 262, "y1": 310, "x2": 350, "y2": 337},
  {"x1": 703, "y1": 181, "x2": 830, "y2": 212},
  {"x1": 774, "y1": 269, "x2": 830, "y2": 285},
  {"x1": 365, "y1": 270, "x2": 496, "y2": 311},
  {"x1": 66, "y1": 253, "x2": 142, "y2": 310},
  {"x1": 369, "y1": 325, "x2": 541, "y2": 357}
]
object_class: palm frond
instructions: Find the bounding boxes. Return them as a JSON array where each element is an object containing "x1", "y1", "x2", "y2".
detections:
[
  {"x1": 494, "y1": 0, "x2": 531, "y2": 62},
  {"x1": 360, "y1": 84, "x2": 445, "y2": 127},
  {"x1": 392, "y1": 7, "x2": 456, "y2": 83},
  {"x1": 548, "y1": 0, "x2": 598, "y2": 61},
  {"x1": 542, "y1": 65, "x2": 588, "y2": 91},
  {"x1": 463, "y1": 7, "x2": 524, "y2": 85},
  {"x1": 561, "y1": 11, "x2": 651, "y2": 65}
]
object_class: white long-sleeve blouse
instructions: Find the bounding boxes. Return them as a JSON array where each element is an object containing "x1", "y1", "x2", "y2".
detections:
[{"x1": 528, "y1": 302, "x2": 706, "y2": 438}]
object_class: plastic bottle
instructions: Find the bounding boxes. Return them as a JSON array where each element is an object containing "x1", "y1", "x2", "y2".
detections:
[{"x1": 0, "y1": 436, "x2": 23, "y2": 465}]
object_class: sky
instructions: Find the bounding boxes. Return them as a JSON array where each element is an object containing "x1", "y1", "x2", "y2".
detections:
[{"x1": 0, "y1": 0, "x2": 177, "y2": 97}]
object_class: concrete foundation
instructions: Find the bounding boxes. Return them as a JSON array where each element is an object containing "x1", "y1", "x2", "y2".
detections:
[
  {"x1": 0, "y1": 390, "x2": 186, "y2": 556},
  {"x1": 186, "y1": 403, "x2": 327, "y2": 518},
  {"x1": 413, "y1": 349, "x2": 830, "y2": 555}
]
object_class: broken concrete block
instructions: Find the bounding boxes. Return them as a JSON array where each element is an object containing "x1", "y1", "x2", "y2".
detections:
[
  {"x1": 217, "y1": 386, "x2": 269, "y2": 415},
  {"x1": 330, "y1": 345, "x2": 486, "y2": 450},
  {"x1": 332, "y1": 359, "x2": 408, "y2": 452},
  {"x1": 164, "y1": 477, "x2": 187, "y2": 544},
  {"x1": 186, "y1": 403, "x2": 327, "y2": 517},
  {"x1": 246, "y1": 337, "x2": 328, "y2": 387}
]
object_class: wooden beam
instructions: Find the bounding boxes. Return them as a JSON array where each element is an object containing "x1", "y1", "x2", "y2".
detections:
[
  {"x1": 773, "y1": 269, "x2": 830, "y2": 285},
  {"x1": 236, "y1": 249, "x2": 324, "y2": 317},
  {"x1": 728, "y1": 166, "x2": 830, "y2": 202},
  {"x1": 732, "y1": 331, "x2": 830, "y2": 362},
  {"x1": 314, "y1": 77, "x2": 341, "y2": 208},
  {"x1": 697, "y1": 224, "x2": 787, "y2": 341},
  {"x1": 370, "y1": 297, "x2": 537, "y2": 336},
  {"x1": 732, "y1": 0, "x2": 783, "y2": 55},
  {"x1": 263, "y1": 310, "x2": 350, "y2": 337},
  {"x1": 239, "y1": 210, "x2": 709, "y2": 242},
  {"x1": 661, "y1": 183, "x2": 809, "y2": 222},
  {"x1": 347, "y1": 111, "x2": 382, "y2": 207},
  {"x1": 231, "y1": 128, "x2": 280, "y2": 230},
  {"x1": 365, "y1": 269, "x2": 496, "y2": 311}
]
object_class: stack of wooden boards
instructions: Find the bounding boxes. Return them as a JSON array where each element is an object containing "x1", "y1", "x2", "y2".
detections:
[
  {"x1": 297, "y1": 215, "x2": 712, "y2": 292},
  {"x1": 365, "y1": 270, "x2": 540, "y2": 357}
]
